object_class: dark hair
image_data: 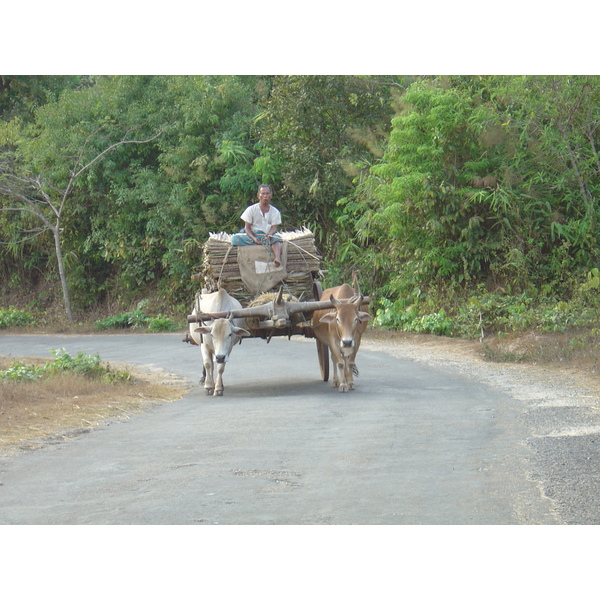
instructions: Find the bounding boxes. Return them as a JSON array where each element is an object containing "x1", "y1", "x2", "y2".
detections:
[{"x1": 258, "y1": 184, "x2": 273, "y2": 193}]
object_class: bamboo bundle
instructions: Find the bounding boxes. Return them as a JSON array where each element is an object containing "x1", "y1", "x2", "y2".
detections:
[{"x1": 194, "y1": 228, "x2": 322, "y2": 305}]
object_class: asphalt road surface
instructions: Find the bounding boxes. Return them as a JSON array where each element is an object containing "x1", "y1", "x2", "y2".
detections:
[{"x1": 0, "y1": 333, "x2": 574, "y2": 524}]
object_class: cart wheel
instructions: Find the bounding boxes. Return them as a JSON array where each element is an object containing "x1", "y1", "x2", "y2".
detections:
[
  {"x1": 312, "y1": 279, "x2": 328, "y2": 380},
  {"x1": 317, "y1": 338, "x2": 329, "y2": 382},
  {"x1": 313, "y1": 280, "x2": 324, "y2": 301}
]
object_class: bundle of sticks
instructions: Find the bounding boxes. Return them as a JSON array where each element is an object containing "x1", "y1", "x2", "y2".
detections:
[{"x1": 194, "y1": 227, "x2": 323, "y2": 306}]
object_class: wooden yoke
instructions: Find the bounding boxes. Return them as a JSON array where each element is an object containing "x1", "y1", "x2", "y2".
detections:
[{"x1": 187, "y1": 286, "x2": 370, "y2": 330}]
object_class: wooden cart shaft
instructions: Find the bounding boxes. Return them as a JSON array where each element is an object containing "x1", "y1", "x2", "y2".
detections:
[{"x1": 187, "y1": 296, "x2": 370, "y2": 325}]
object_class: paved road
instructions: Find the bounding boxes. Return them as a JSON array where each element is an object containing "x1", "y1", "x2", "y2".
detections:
[{"x1": 0, "y1": 333, "x2": 561, "y2": 524}]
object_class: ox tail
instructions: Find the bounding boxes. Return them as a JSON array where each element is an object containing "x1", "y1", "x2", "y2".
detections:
[{"x1": 352, "y1": 364, "x2": 359, "y2": 376}]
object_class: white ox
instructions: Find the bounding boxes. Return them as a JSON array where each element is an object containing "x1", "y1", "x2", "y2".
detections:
[
  {"x1": 189, "y1": 288, "x2": 250, "y2": 396},
  {"x1": 312, "y1": 283, "x2": 371, "y2": 392}
]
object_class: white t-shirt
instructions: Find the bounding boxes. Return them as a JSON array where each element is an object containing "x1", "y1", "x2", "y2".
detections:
[{"x1": 240, "y1": 203, "x2": 282, "y2": 234}]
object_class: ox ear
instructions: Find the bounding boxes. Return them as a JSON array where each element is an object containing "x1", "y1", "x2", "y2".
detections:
[
  {"x1": 357, "y1": 311, "x2": 372, "y2": 323},
  {"x1": 195, "y1": 325, "x2": 212, "y2": 335},
  {"x1": 319, "y1": 311, "x2": 337, "y2": 324},
  {"x1": 232, "y1": 326, "x2": 252, "y2": 338}
]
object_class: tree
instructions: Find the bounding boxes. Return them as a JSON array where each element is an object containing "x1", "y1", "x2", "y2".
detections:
[
  {"x1": 341, "y1": 79, "x2": 505, "y2": 300},
  {"x1": 497, "y1": 76, "x2": 600, "y2": 275},
  {"x1": 1, "y1": 127, "x2": 164, "y2": 322},
  {"x1": 81, "y1": 76, "x2": 266, "y2": 298},
  {"x1": 0, "y1": 75, "x2": 88, "y2": 121},
  {"x1": 341, "y1": 76, "x2": 600, "y2": 305},
  {"x1": 256, "y1": 76, "x2": 403, "y2": 247}
]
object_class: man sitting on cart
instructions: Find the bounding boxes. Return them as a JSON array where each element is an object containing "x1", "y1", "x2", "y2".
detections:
[{"x1": 231, "y1": 184, "x2": 283, "y2": 267}]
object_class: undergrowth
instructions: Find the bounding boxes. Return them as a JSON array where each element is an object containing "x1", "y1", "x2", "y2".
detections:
[
  {"x1": 374, "y1": 279, "x2": 600, "y2": 340},
  {"x1": 0, "y1": 307, "x2": 34, "y2": 329},
  {"x1": 0, "y1": 348, "x2": 131, "y2": 383},
  {"x1": 3, "y1": 272, "x2": 600, "y2": 368},
  {"x1": 93, "y1": 299, "x2": 178, "y2": 332},
  {"x1": 371, "y1": 271, "x2": 600, "y2": 366}
]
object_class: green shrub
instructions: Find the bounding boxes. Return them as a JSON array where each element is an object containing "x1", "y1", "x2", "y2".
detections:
[
  {"x1": 374, "y1": 287, "x2": 600, "y2": 340},
  {"x1": 46, "y1": 348, "x2": 105, "y2": 377},
  {"x1": 0, "y1": 307, "x2": 34, "y2": 329},
  {"x1": 147, "y1": 315, "x2": 178, "y2": 332},
  {"x1": 373, "y1": 298, "x2": 417, "y2": 330},
  {"x1": 95, "y1": 314, "x2": 134, "y2": 330},
  {"x1": 1, "y1": 349, "x2": 131, "y2": 383},
  {"x1": 0, "y1": 361, "x2": 44, "y2": 381},
  {"x1": 95, "y1": 300, "x2": 150, "y2": 330},
  {"x1": 45, "y1": 348, "x2": 131, "y2": 382},
  {"x1": 94, "y1": 300, "x2": 179, "y2": 332},
  {"x1": 374, "y1": 300, "x2": 454, "y2": 336},
  {"x1": 413, "y1": 310, "x2": 453, "y2": 336}
]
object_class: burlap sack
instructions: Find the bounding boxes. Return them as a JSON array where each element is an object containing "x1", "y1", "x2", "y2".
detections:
[{"x1": 237, "y1": 242, "x2": 288, "y2": 295}]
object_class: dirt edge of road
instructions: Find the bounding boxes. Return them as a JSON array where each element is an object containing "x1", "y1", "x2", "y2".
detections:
[
  {"x1": 362, "y1": 329, "x2": 600, "y2": 402},
  {"x1": 0, "y1": 360, "x2": 189, "y2": 457}
]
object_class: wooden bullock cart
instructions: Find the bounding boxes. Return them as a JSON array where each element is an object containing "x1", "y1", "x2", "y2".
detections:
[{"x1": 187, "y1": 229, "x2": 368, "y2": 381}]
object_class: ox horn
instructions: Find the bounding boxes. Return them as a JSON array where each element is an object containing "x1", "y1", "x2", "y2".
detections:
[{"x1": 274, "y1": 286, "x2": 284, "y2": 306}]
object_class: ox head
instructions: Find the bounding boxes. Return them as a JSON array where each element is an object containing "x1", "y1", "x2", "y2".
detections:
[
  {"x1": 318, "y1": 294, "x2": 371, "y2": 355},
  {"x1": 195, "y1": 316, "x2": 251, "y2": 363}
]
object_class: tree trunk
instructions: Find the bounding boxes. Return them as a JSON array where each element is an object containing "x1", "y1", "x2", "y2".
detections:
[{"x1": 52, "y1": 223, "x2": 74, "y2": 324}]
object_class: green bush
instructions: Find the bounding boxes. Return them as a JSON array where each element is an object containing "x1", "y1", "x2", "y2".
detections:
[
  {"x1": 1, "y1": 349, "x2": 131, "y2": 383},
  {"x1": 94, "y1": 300, "x2": 179, "y2": 332},
  {"x1": 0, "y1": 307, "x2": 34, "y2": 329},
  {"x1": 374, "y1": 300, "x2": 454, "y2": 336},
  {"x1": 0, "y1": 361, "x2": 44, "y2": 381},
  {"x1": 45, "y1": 348, "x2": 131, "y2": 382},
  {"x1": 414, "y1": 311, "x2": 453, "y2": 336},
  {"x1": 95, "y1": 300, "x2": 150, "y2": 330},
  {"x1": 147, "y1": 315, "x2": 178, "y2": 332},
  {"x1": 46, "y1": 348, "x2": 105, "y2": 377},
  {"x1": 374, "y1": 286, "x2": 600, "y2": 340}
]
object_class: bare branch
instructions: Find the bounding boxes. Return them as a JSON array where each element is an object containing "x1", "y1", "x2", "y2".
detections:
[
  {"x1": 29, "y1": 176, "x2": 60, "y2": 218},
  {"x1": 0, "y1": 227, "x2": 48, "y2": 245},
  {"x1": 0, "y1": 185, "x2": 56, "y2": 231},
  {"x1": 71, "y1": 124, "x2": 108, "y2": 177},
  {"x1": 71, "y1": 128, "x2": 165, "y2": 180},
  {"x1": 58, "y1": 127, "x2": 165, "y2": 216},
  {"x1": 1, "y1": 125, "x2": 165, "y2": 325}
]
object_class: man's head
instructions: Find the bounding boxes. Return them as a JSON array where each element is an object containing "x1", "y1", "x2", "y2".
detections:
[{"x1": 257, "y1": 184, "x2": 273, "y2": 204}]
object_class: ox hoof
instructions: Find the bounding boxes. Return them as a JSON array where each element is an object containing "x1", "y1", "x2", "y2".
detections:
[
  {"x1": 338, "y1": 384, "x2": 349, "y2": 393},
  {"x1": 215, "y1": 390, "x2": 224, "y2": 396},
  {"x1": 205, "y1": 388, "x2": 214, "y2": 395}
]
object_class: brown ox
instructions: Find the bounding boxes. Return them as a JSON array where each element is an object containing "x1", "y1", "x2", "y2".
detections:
[{"x1": 312, "y1": 283, "x2": 371, "y2": 392}]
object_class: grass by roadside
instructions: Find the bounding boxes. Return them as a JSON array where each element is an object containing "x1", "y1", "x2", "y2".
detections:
[{"x1": 0, "y1": 355, "x2": 188, "y2": 455}]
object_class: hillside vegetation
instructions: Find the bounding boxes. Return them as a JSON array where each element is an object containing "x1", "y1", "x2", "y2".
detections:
[{"x1": 2, "y1": 75, "x2": 600, "y2": 363}]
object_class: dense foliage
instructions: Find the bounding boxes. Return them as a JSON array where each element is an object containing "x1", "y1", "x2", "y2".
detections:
[
  {"x1": 1, "y1": 75, "x2": 599, "y2": 334},
  {"x1": 338, "y1": 76, "x2": 600, "y2": 327}
]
